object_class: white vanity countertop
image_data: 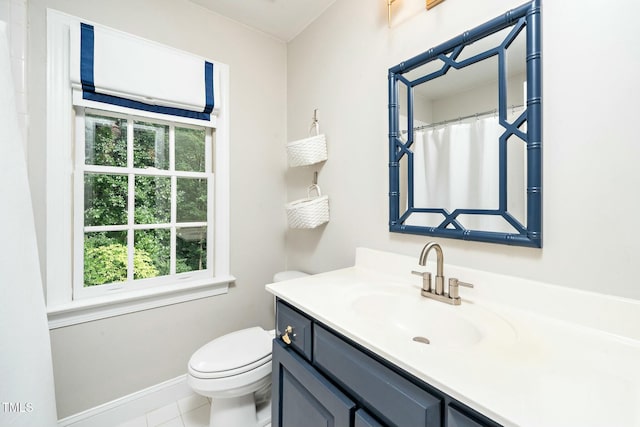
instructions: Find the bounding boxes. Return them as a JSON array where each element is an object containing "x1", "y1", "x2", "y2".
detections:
[{"x1": 265, "y1": 248, "x2": 640, "y2": 427}]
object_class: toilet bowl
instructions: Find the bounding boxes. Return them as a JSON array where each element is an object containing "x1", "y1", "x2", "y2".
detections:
[
  {"x1": 187, "y1": 270, "x2": 308, "y2": 427},
  {"x1": 188, "y1": 327, "x2": 274, "y2": 427}
]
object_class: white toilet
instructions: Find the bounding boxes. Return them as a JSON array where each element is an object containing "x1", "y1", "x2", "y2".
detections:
[{"x1": 187, "y1": 270, "x2": 308, "y2": 427}]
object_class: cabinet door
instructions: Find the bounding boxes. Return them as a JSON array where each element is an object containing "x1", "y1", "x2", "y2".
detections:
[
  {"x1": 355, "y1": 409, "x2": 384, "y2": 427},
  {"x1": 272, "y1": 339, "x2": 356, "y2": 427}
]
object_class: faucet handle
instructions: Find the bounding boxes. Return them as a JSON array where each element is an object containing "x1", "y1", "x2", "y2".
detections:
[
  {"x1": 448, "y1": 278, "x2": 473, "y2": 299},
  {"x1": 411, "y1": 270, "x2": 432, "y2": 293}
]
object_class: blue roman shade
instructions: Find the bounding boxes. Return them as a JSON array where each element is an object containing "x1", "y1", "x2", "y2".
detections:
[{"x1": 70, "y1": 21, "x2": 221, "y2": 126}]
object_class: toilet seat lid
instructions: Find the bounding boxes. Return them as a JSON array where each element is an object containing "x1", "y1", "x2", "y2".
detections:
[{"x1": 189, "y1": 327, "x2": 272, "y2": 377}]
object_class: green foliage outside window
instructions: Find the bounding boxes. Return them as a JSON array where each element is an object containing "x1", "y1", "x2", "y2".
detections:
[
  {"x1": 176, "y1": 127, "x2": 206, "y2": 172},
  {"x1": 84, "y1": 243, "x2": 158, "y2": 286},
  {"x1": 84, "y1": 173, "x2": 128, "y2": 226},
  {"x1": 83, "y1": 114, "x2": 209, "y2": 287},
  {"x1": 177, "y1": 227, "x2": 207, "y2": 273},
  {"x1": 85, "y1": 116, "x2": 127, "y2": 167}
]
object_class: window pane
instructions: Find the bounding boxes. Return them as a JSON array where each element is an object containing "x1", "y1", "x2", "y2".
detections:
[
  {"x1": 84, "y1": 173, "x2": 128, "y2": 226},
  {"x1": 84, "y1": 231, "x2": 128, "y2": 286},
  {"x1": 85, "y1": 114, "x2": 127, "y2": 167},
  {"x1": 175, "y1": 127, "x2": 206, "y2": 172},
  {"x1": 177, "y1": 227, "x2": 207, "y2": 273},
  {"x1": 177, "y1": 178, "x2": 207, "y2": 222},
  {"x1": 133, "y1": 121, "x2": 169, "y2": 169},
  {"x1": 135, "y1": 176, "x2": 170, "y2": 224},
  {"x1": 134, "y1": 229, "x2": 170, "y2": 278}
]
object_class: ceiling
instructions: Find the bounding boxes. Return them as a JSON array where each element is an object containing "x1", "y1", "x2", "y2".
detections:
[{"x1": 188, "y1": 0, "x2": 338, "y2": 42}]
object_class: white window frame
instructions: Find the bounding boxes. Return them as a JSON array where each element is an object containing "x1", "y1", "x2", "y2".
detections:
[
  {"x1": 45, "y1": 10, "x2": 233, "y2": 329},
  {"x1": 75, "y1": 109, "x2": 215, "y2": 299}
]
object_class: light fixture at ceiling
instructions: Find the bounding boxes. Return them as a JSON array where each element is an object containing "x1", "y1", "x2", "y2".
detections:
[
  {"x1": 387, "y1": 0, "x2": 396, "y2": 28},
  {"x1": 426, "y1": 0, "x2": 446, "y2": 10}
]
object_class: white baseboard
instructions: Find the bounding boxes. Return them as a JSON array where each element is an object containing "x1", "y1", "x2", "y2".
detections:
[{"x1": 58, "y1": 375, "x2": 193, "y2": 427}]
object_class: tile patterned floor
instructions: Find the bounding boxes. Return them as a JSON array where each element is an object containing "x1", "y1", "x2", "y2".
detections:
[
  {"x1": 115, "y1": 394, "x2": 271, "y2": 427},
  {"x1": 115, "y1": 394, "x2": 210, "y2": 427}
]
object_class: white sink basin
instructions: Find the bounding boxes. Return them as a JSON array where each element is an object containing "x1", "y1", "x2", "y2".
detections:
[{"x1": 351, "y1": 292, "x2": 516, "y2": 349}]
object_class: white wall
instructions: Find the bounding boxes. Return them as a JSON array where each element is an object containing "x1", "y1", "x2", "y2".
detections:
[
  {"x1": 27, "y1": 0, "x2": 288, "y2": 418},
  {"x1": 0, "y1": 0, "x2": 28, "y2": 142},
  {"x1": 286, "y1": 0, "x2": 640, "y2": 301}
]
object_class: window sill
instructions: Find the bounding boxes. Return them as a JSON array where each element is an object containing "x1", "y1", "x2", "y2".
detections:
[{"x1": 46, "y1": 275, "x2": 235, "y2": 329}]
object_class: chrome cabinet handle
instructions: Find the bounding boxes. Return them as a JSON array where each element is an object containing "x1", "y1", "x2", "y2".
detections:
[{"x1": 281, "y1": 326, "x2": 294, "y2": 345}]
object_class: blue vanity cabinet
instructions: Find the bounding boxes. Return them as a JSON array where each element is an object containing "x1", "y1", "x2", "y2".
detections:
[
  {"x1": 273, "y1": 300, "x2": 503, "y2": 427},
  {"x1": 355, "y1": 409, "x2": 384, "y2": 427},
  {"x1": 272, "y1": 339, "x2": 356, "y2": 426},
  {"x1": 447, "y1": 405, "x2": 491, "y2": 427}
]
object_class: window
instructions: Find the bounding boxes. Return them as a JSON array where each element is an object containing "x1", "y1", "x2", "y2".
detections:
[
  {"x1": 74, "y1": 110, "x2": 214, "y2": 299},
  {"x1": 46, "y1": 10, "x2": 232, "y2": 328}
]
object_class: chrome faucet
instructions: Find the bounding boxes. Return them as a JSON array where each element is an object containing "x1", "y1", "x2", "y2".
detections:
[
  {"x1": 412, "y1": 242, "x2": 474, "y2": 306},
  {"x1": 418, "y1": 242, "x2": 445, "y2": 295}
]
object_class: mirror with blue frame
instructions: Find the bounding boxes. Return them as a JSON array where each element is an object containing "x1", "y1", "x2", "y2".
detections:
[{"x1": 388, "y1": 0, "x2": 541, "y2": 247}]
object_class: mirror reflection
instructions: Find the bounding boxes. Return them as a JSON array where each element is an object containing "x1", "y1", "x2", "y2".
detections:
[{"x1": 388, "y1": 0, "x2": 541, "y2": 247}]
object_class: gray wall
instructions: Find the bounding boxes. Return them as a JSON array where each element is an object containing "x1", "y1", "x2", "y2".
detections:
[
  {"x1": 286, "y1": 0, "x2": 640, "y2": 301},
  {"x1": 27, "y1": 0, "x2": 288, "y2": 418}
]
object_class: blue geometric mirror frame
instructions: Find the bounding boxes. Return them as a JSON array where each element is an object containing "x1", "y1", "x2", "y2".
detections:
[{"x1": 388, "y1": 0, "x2": 541, "y2": 248}]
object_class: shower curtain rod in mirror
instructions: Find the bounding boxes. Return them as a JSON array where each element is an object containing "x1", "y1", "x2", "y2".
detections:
[{"x1": 407, "y1": 104, "x2": 525, "y2": 133}]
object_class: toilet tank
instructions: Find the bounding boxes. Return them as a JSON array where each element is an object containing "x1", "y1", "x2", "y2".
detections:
[{"x1": 273, "y1": 270, "x2": 308, "y2": 282}]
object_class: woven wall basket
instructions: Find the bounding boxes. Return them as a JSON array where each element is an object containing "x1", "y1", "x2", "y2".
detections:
[
  {"x1": 286, "y1": 125, "x2": 327, "y2": 167},
  {"x1": 285, "y1": 184, "x2": 330, "y2": 229}
]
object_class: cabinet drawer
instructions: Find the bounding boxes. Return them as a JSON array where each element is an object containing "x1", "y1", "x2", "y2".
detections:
[
  {"x1": 314, "y1": 325, "x2": 442, "y2": 426},
  {"x1": 276, "y1": 300, "x2": 312, "y2": 360}
]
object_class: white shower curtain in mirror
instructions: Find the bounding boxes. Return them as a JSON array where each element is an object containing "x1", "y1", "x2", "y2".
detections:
[{"x1": 408, "y1": 116, "x2": 502, "y2": 230}]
